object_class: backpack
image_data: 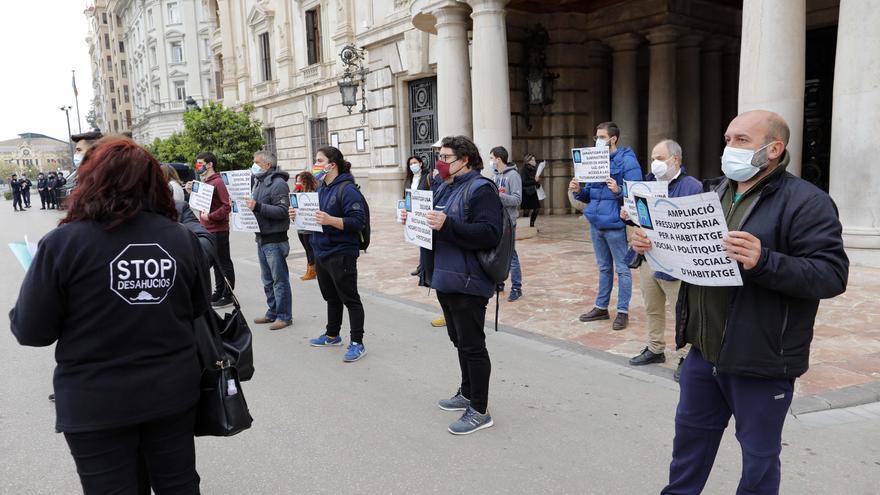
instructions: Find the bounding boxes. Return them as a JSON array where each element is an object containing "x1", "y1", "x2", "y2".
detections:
[
  {"x1": 335, "y1": 179, "x2": 371, "y2": 251},
  {"x1": 461, "y1": 177, "x2": 514, "y2": 285}
]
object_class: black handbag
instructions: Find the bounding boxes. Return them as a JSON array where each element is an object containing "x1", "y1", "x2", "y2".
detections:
[
  {"x1": 213, "y1": 296, "x2": 254, "y2": 381},
  {"x1": 194, "y1": 361, "x2": 253, "y2": 437}
]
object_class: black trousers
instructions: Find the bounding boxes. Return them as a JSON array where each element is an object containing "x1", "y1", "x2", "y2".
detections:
[
  {"x1": 48, "y1": 189, "x2": 56, "y2": 208},
  {"x1": 212, "y1": 231, "x2": 235, "y2": 297},
  {"x1": 436, "y1": 291, "x2": 491, "y2": 414},
  {"x1": 39, "y1": 189, "x2": 48, "y2": 207},
  {"x1": 12, "y1": 193, "x2": 22, "y2": 210},
  {"x1": 315, "y1": 254, "x2": 364, "y2": 342},
  {"x1": 63, "y1": 407, "x2": 200, "y2": 495},
  {"x1": 298, "y1": 233, "x2": 314, "y2": 265},
  {"x1": 22, "y1": 190, "x2": 30, "y2": 207}
]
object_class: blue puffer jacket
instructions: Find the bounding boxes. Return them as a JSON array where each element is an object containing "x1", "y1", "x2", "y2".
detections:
[
  {"x1": 574, "y1": 146, "x2": 643, "y2": 230},
  {"x1": 310, "y1": 173, "x2": 366, "y2": 259}
]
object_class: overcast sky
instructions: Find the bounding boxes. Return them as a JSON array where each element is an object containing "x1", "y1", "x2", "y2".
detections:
[{"x1": 0, "y1": 1, "x2": 95, "y2": 142}]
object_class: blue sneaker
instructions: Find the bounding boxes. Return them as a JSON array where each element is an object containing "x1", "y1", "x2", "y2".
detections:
[
  {"x1": 310, "y1": 334, "x2": 343, "y2": 347},
  {"x1": 343, "y1": 342, "x2": 366, "y2": 362}
]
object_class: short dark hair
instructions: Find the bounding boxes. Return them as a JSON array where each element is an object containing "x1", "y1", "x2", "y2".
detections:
[
  {"x1": 489, "y1": 146, "x2": 508, "y2": 164},
  {"x1": 596, "y1": 121, "x2": 620, "y2": 140},
  {"x1": 440, "y1": 135, "x2": 483, "y2": 170},
  {"x1": 317, "y1": 146, "x2": 351, "y2": 174},
  {"x1": 71, "y1": 130, "x2": 103, "y2": 146},
  {"x1": 196, "y1": 152, "x2": 218, "y2": 168}
]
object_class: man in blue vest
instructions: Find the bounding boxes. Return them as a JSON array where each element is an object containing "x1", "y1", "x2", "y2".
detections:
[{"x1": 404, "y1": 135, "x2": 504, "y2": 435}]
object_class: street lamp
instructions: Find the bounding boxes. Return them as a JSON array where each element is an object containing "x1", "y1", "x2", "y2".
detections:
[
  {"x1": 60, "y1": 106, "x2": 74, "y2": 164},
  {"x1": 337, "y1": 44, "x2": 368, "y2": 122}
]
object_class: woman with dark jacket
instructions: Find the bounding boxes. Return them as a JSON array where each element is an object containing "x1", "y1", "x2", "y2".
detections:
[
  {"x1": 294, "y1": 171, "x2": 320, "y2": 280},
  {"x1": 9, "y1": 137, "x2": 209, "y2": 494},
  {"x1": 405, "y1": 155, "x2": 431, "y2": 276},
  {"x1": 520, "y1": 153, "x2": 542, "y2": 227}
]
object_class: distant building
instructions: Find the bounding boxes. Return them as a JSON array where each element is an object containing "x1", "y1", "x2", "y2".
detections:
[
  {"x1": 85, "y1": 0, "x2": 133, "y2": 135},
  {"x1": 0, "y1": 133, "x2": 73, "y2": 176}
]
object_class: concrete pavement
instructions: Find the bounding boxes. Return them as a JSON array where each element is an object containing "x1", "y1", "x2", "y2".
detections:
[{"x1": 0, "y1": 205, "x2": 877, "y2": 494}]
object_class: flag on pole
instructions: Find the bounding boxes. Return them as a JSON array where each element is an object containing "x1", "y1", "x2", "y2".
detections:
[{"x1": 72, "y1": 72, "x2": 78, "y2": 97}]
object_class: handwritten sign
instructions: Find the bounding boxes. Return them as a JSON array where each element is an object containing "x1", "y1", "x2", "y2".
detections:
[
  {"x1": 188, "y1": 181, "x2": 215, "y2": 213},
  {"x1": 624, "y1": 180, "x2": 668, "y2": 223},
  {"x1": 572, "y1": 146, "x2": 610, "y2": 183},
  {"x1": 221, "y1": 170, "x2": 252, "y2": 201},
  {"x1": 291, "y1": 192, "x2": 322, "y2": 232},
  {"x1": 230, "y1": 200, "x2": 259, "y2": 232},
  {"x1": 404, "y1": 189, "x2": 433, "y2": 250},
  {"x1": 637, "y1": 192, "x2": 742, "y2": 287}
]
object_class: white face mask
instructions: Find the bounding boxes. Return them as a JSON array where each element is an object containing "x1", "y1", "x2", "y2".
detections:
[
  {"x1": 595, "y1": 138, "x2": 608, "y2": 148},
  {"x1": 73, "y1": 154, "x2": 84, "y2": 167},
  {"x1": 651, "y1": 159, "x2": 670, "y2": 179},
  {"x1": 250, "y1": 162, "x2": 263, "y2": 175},
  {"x1": 409, "y1": 163, "x2": 421, "y2": 174},
  {"x1": 721, "y1": 142, "x2": 773, "y2": 182}
]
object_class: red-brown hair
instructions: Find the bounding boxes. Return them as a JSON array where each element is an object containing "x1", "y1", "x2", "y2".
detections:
[{"x1": 61, "y1": 137, "x2": 177, "y2": 230}]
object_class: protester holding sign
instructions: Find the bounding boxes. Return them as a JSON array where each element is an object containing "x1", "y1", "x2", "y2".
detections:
[
  {"x1": 630, "y1": 111, "x2": 849, "y2": 494},
  {"x1": 622, "y1": 139, "x2": 702, "y2": 368},
  {"x1": 186, "y1": 152, "x2": 235, "y2": 308},
  {"x1": 568, "y1": 121, "x2": 642, "y2": 330},
  {"x1": 293, "y1": 171, "x2": 319, "y2": 281},
  {"x1": 9, "y1": 137, "x2": 208, "y2": 494},
  {"x1": 288, "y1": 146, "x2": 368, "y2": 362},
  {"x1": 246, "y1": 150, "x2": 293, "y2": 331}
]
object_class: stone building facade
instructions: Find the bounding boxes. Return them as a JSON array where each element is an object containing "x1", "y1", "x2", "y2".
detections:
[{"x1": 86, "y1": 0, "x2": 134, "y2": 135}]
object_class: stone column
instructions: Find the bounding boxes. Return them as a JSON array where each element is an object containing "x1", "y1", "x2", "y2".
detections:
[
  {"x1": 738, "y1": 0, "x2": 805, "y2": 176},
  {"x1": 829, "y1": 0, "x2": 880, "y2": 262},
  {"x1": 676, "y1": 35, "x2": 702, "y2": 171},
  {"x1": 434, "y1": 5, "x2": 473, "y2": 138},
  {"x1": 468, "y1": 0, "x2": 511, "y2": 170},
  {"x1": 646, "y1": 26, "x2": 679, "y2": 162},
  {"x1": 606, "y1": 33, "x2": 641, "y2": 155},
  {"x1": 700, "y1": 38, "x2": 724, "y2": 180}
]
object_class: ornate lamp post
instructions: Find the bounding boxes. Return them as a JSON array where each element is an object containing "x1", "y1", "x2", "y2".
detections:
[{"x1": 337, "y1": 44, "x2": 368, "y2": 123}]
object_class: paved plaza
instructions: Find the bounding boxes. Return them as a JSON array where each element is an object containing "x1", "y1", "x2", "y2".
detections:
[{"x1": 1, "y1": 205, "x2": 878, "y2": 494}]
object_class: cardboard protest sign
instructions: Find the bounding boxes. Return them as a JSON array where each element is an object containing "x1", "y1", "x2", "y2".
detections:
[
  {"x1": 220, "y1": 170, "x2": 252, "y2": 201},
  {"x1": 624, "y1": 180, "x2": 668, "y2": 223},
  {"x1": 291, "y1": 192, "x2": 322, "y2": 232},
  {"x1": 637, "y1": 192, "x2": 743, "y2": 287},
  {"x1": 572, "y1": 146, "x2": 610, "y2": 183},
  {"x1": 230, "y1": 200, "x2": 259, "y2": 232},
  {"x1": 188, "y1": 181, "x2": 215, "y2": 213},
  {"x1": 404, "y1": 189, "x2": 433, "y2": 250}
]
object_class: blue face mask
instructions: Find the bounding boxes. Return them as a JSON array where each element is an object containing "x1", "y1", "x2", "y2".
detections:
[{"x1": 250, "y1": 163, "x2": 264, "y2": 175}]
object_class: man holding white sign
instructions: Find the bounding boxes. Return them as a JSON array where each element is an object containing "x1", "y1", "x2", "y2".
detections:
[
  {"x1": 568, "y1": 122, "x2": 642, "y2": 330},
  {"x1": 631, "y1": 111, "x2": 849, "y2": 494}
]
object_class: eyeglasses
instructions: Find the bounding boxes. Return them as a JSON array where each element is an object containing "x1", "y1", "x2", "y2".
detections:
[{"x1": 438, "y1": 154, "x2": 458, "y2": 162}]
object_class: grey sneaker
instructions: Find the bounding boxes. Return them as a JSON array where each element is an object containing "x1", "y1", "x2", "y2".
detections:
[
  {"x1": 448, "y1": 406, "x2": 494, "y2": 435},
  {"x1": 438, "y1": 390, "x2": 470, "y2": 411}
]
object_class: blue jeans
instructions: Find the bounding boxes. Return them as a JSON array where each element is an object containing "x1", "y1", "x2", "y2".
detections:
[
  {"x1": 663, "y1": 349, "x2": 794, "y2": 494},
  {"x1": 589, "y1": 226, "x2": 631, "y2": 313},
  {"x1": 257, "y1": 240, "x2": 292, "y2": 322},
  {"x1": 509, "y1": 230, "x2": 522, "y2": 291}
]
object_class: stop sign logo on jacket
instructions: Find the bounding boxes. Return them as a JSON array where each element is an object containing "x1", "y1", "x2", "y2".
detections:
[{"x1": 110, "y1": 244, "x2": 178, "y2": 305}]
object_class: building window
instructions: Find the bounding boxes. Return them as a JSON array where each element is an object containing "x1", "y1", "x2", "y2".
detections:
[
  {"x1": 106, "y1": 55, "x2": 112, "y2": 70},
  {"x1": 305, "y1": 7, "x2": 322, "y2": 65},
  {"x1": 109, "y1": 77, "x2": 115, "y2": 93},
  {"x1": 215, "y1": 54, "x2": 224, "y2": 100},
  {"x1": 259, "y1": 32, "x2": 272, "y2": 81},
  {"x1": 102, "y1": 12, "x2": 107, "y2": 24},
  {"x1": 170, "y1": 41, "x2": 184, "y2": 63},
  {"x1": 114, "y1": 120, "x2": 119, "y2": 132},
  {"x1": 123, "y1": 85, "x2": 130, "y2": 103},
  {"x1": 118, "y1": 41, "x2": 124, "y2": 53},
  {"x1": 147, "y1": 8, "x2": 154, "y2": 29},
  {"x1": 104, "y1": 33, "x2": 110, "y2": 49},
  {"x1": 125, "y1": 110, "x2": 132, "y2": 128},
  {"x1": 167, "y1": 2, "x2": 180, "y2": 24},
  {"x1": 309, "y1": 118, "x2": 328, "y2": 158},
  {"x1": 202, "y1": 37, "x2": 210, "y2": 58},
  {"x1": 153, "y1": 84, "x2": 161, "y2": 102},
  {"x1": 120, "y1": 63, "x2": 127, "y2": 78},
  {"x1": 116, "y1": 15, "x2": 121, "y2": 26},
  {"x1": 263, "y1": 128, "x2": 276, "y2": 155},
  {"x1": 149, "y1": 46, "x2": 157, "y2": 66},
  {"x1": 111, "y1": 98, "x2": 117, "y2": 113},
  {"x1": 174, "y1": 81, "x2": 186, "y2": 101}
]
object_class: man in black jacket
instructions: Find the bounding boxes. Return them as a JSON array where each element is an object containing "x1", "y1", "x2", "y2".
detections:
[
  {"x1": 9, "y1": 174, "x2": 24, "y2": 211},
  {"x1": 37, "y1": 173, "x2": 48, "y2": 209},
  {"x1": 632, "y1": 110, "x2": 849, "y2": 494}
]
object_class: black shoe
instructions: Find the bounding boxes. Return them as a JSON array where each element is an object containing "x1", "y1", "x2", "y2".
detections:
[
  {"x1": 579, "y1": 307, "x2": 609, "y2": 322},
  {"x1": 40, "y1": 207, "x2": 46, "y2": 210},
  {"x1": 410, "y1": 269, "x2": 420, "y2": 276},
  {"x1": 212, "y1": 297, "x2": 234, "y2": 308},
  {"x1": 629, "y1": 347, "x2": 666, "y2": 366},
  {"x1": 612, "y1": 313, "x2": 629, "y2": 330},
  {"x1": 674, "y1": 357, "x2": 684, "y2": 383},
  {"x1": 507, "y1": 289, "x2": 522, "y2": 302},
  {"x1": 48, "y1": 393, "x2": 55, "y2": 402}
]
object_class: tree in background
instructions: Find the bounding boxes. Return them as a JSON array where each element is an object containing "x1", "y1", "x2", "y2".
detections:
[{"x1": 145, "y1": 102, "x2": 264, "y2": 171}]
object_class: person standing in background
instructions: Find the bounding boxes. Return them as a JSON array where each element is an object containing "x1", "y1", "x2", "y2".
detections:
[
  {"x1": 520, "y1": 154, "x2": 542, "y2": 228},
  {"x1": 293, "y1": 171, "x2": 319, "y2": 281}
]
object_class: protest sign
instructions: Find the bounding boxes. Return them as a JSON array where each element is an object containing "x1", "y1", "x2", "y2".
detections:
[
  {"x1": 230, "y1": 201, "x2": 259, "y2": 232},
  {"x1": 637, "y1": 192, "x2": 742, "y2": 287},
  {"x1": 396, "y1": 200, "x2": 406, "y2": 223},
  {"x1": 624, "y1": 180, "x2": 668, "y2": 222},
  {"x1": 220, "y1": 170, "x2": 253, "y2": 201},
  {"x1": 188, "y1": 181, "x2": 215, "y2": 213},
  {"x1": 404, "y1": 189, "x2": 433, "y2": 250},
  {"x1": 291, "y1": 192, "x2": 322, "y2": 232},
  {"x1": 572, "y1": 146, "x2": 609, "y2": 183}
]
